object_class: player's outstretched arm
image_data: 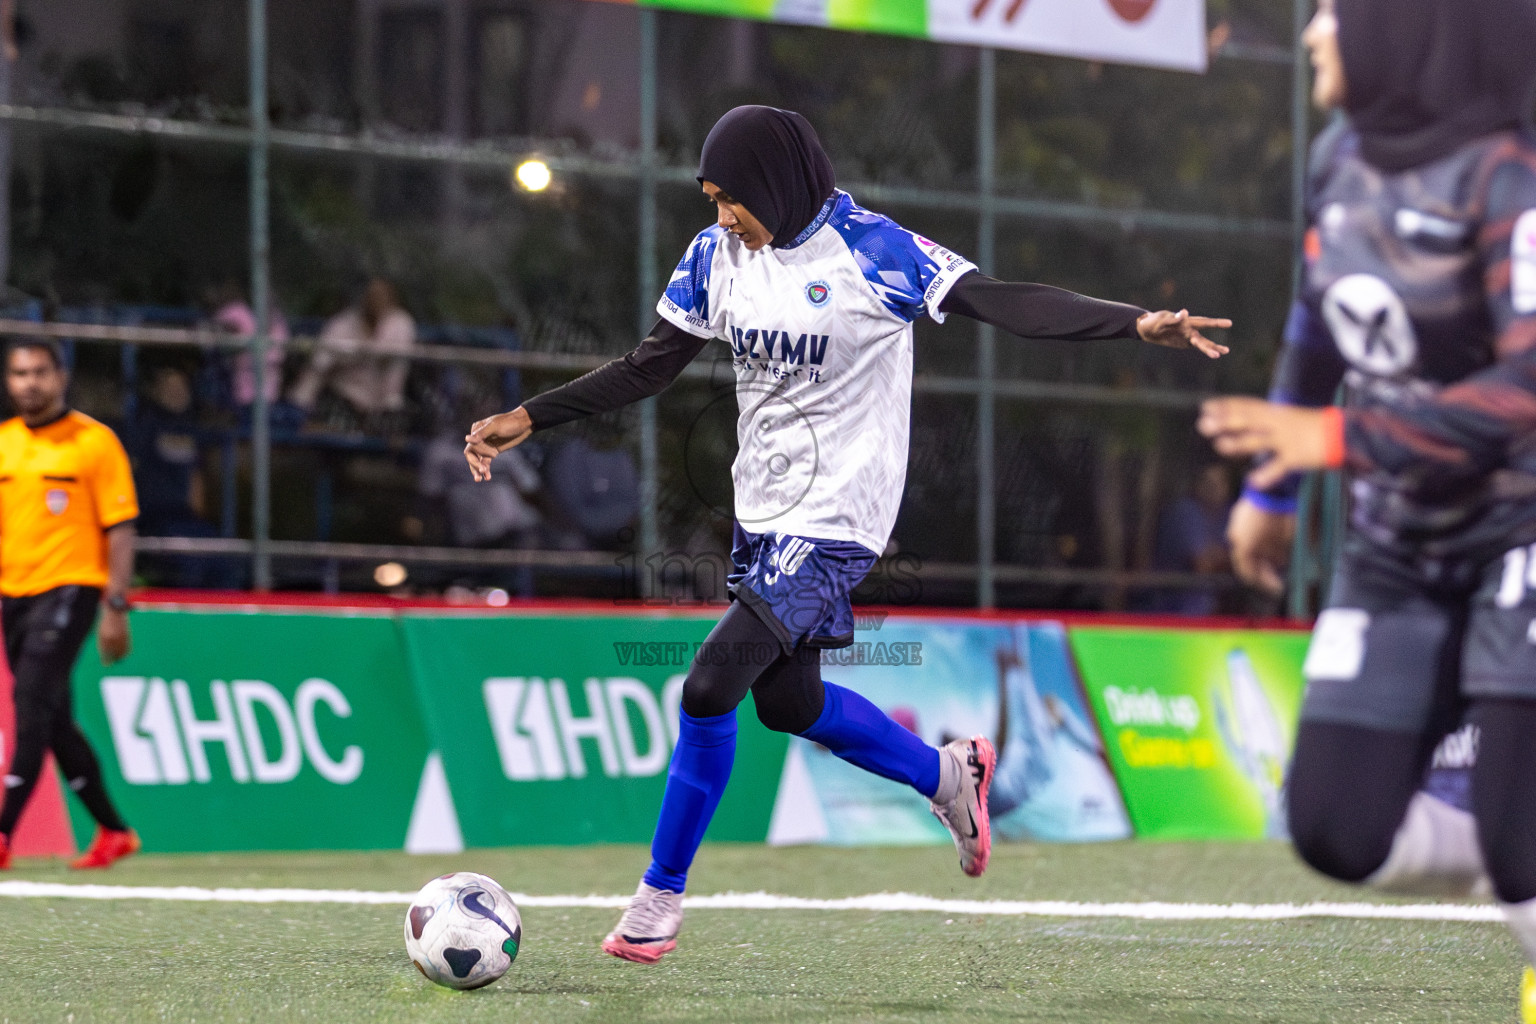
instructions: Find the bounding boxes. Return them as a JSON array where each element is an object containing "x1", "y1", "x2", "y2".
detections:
[
  {"x1": 937, "y1": 271, "x2": 1230, "y2": 357},
  {"x1": 463, "y1": 318, "x2": 710, "y2": 480},
  {"x1": 1202, "y1": 347, "x2": 1536, "y2": 499}
]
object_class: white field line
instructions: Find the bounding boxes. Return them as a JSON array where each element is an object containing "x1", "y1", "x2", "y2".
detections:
[{"x1": 0, "y1": 881, "x2": 1506, "y2": 923}]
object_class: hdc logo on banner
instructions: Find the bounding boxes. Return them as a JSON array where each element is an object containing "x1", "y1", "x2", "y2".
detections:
[
  {"x1": 70, "y1": 611, "x2": 432, "y2": 852},
  {"x1": 401, "y1": 614, "x2": 787, "y2": 847},
  {"x1": 100, "y1": 677, "x2": 364, "y2": 786},
  {"x1": 483, "y1": 676, "x2": 683, "y2": 781}
]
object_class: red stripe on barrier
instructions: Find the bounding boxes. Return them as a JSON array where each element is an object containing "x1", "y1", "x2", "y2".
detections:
[{"x1": 127, "y1": 589, "x2": 1311, "y2": 631}]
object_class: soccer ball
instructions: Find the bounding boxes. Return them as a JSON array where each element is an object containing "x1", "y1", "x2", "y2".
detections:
[{"x1": 404, "y1": 872, "x2": 522, "y2": 990}]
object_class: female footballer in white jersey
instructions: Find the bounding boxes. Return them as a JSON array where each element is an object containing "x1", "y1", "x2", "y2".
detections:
[{"x1": 464, "y1": 105, "x2": 1230, "y2": 963}]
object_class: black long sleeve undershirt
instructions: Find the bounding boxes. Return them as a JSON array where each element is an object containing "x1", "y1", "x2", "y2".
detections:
[
  {"x1": 938, "y1": 272, "x2": 1145, "y2": 341},
  {"x1": 522, "y1": 319, "x2": 709, "y2": 431},
  {"x1": 520, "y1": 270, "x2": 1146, "y2": 431}
]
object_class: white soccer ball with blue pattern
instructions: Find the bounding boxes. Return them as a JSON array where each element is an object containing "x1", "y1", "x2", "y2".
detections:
[{"x1": 404, "y1": 871, "x2": 522, "y2": 989}]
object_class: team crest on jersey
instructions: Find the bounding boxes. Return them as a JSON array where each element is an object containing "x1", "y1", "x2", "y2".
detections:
[
  {"x1": 45, "y1": 488, "x2": 68, "y2": 515},
  {"x1": 805, "y1": 281, "x2": 831, "y2": 307},
  {"x1": 1321, "y1": 273, "x2": 1418, "y2": 376}
]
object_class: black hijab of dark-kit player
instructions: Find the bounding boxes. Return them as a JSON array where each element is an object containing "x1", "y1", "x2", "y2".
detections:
[
  {"x1": 697, "y1": 105, "x2": 837, "y2": 249},
  {"x1": 1336, "y1": 0, "x2": 1536, "y2": 173}
]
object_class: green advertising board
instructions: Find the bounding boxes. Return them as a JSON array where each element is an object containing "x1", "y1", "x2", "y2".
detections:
[
  {"x1": 1067, "y1": 627, "x2": 1311, "y2": 840},
  {"x1": 59, "y1": 604, "x2": 1313, "y2": 852},
  {"x1": 398, "y1": 613, "x2": 788, "y2": 847},
  {"x1": 70, "y1": 610, "x2": 431, "y2": 852}
]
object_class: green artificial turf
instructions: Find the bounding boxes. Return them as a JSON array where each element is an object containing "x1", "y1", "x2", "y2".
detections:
[{"x1": 0, "y1": 842, "x2": 1520, "y2": 1023}]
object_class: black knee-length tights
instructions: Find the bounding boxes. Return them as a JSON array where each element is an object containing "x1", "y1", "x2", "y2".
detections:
[{"x1": 1287, "y1": 699, "x2": 1536, "y2": 903}]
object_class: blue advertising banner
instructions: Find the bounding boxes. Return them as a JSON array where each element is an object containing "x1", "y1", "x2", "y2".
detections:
[{"x1": 767, "y1": 619, "x2": 1131, "y2": 846}]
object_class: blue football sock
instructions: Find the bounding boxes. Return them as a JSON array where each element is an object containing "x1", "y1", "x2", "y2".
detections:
[
  {"x1": 643, "y1": 708, "x2": 738, "y2": 893},
  {"x1": 800, "y1": 682, "x2": 941, "y2": 798}
]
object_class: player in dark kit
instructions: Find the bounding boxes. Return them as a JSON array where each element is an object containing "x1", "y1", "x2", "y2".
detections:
[
  {"x1": 1197, "y1": 0, "x2": 1536, "y2": 1014},
  {"x1": 0, "y1": 341, "x2": 140, "y2": 870}
]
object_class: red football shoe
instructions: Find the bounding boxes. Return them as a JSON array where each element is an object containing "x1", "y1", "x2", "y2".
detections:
[
  {"x1": 70, "y1": 827, "x2": 141, "y2": 870},
  {"x1": 0, "y1": 832, "x2": 11, "y2": 870}
]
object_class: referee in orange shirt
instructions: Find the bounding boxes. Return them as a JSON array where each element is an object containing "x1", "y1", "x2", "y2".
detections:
[{"x1": 0, "y1": 340, "x2": 138, "y2": 870}]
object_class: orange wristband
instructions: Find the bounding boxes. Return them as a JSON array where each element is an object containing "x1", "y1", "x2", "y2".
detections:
[{"x1": 1319, "y1": 406, "x2": 1346, "y2": 469}]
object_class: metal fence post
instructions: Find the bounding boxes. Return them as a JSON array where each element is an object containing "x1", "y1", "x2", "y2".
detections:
[
  {"x1": 1286, "y1": 0, "x2": 1316, "y2": 620},
  {"x1": 976, "y1": 48, "x2": 997, "y2": 609},
  {"x1": 1289, "y1": 0, "x2": 1310, "y2": 282},
  {"x1": 637, "y1": 9, "x2": 660, "y2": 594},
  {"x1": 249, "y1": 0, "x2": 272, "y2": 590}
]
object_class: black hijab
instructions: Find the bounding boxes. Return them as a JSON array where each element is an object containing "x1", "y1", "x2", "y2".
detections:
[
  {"x1": 697, "y1": 106, "x2": 837, "y2": 248},
  {"x1": 1337, "y1": 0, "x2": 1536, "y2": 172}
]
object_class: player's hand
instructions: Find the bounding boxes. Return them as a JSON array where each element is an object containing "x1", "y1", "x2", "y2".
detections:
[
  {"x1": 1223, "y1": 497, "x2": 1296, "y2": 597},
  {"x1": 1136, "y1": 310, "x2": 1232, "y2": 359},
  {"x1": 464, "y1": 407, "x2": 533, "y2": 482},
  {"x1": 98, "y1": 608, "x2": 130, "y2": 665},
  {"x1": 1198, "y1": 397, "x2": 1335, "y2": 489}
]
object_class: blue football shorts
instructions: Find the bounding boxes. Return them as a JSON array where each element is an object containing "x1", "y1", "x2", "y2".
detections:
[{"x1": 726, "y1": 522, "x2": 877, "y2": 655}]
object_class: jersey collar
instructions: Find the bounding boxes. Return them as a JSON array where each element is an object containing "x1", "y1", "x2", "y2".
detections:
[
  {"x1": 776, "y1": 193, "x2": 839, "y2": 251},
  {"x1": 23, "y1": 406, "x2": 71, "y2": 431}
]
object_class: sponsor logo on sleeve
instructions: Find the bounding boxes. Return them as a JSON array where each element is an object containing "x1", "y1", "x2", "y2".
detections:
[
  {"x1": 659, "y1": 294, "x2": 711, "y2": 333},
  {"x1": 913, "y1": 235, "x2": 970, "y2": 274}
]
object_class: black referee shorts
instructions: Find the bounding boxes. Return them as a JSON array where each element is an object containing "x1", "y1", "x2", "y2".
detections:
[{"x1": 2, "y1": 585, "x2": 101, "y2": 718}]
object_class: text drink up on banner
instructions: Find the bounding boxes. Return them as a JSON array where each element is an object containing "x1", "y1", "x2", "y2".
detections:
[{"x1": 1068, "y1": 626, "x2": 1310, "y2": 840}]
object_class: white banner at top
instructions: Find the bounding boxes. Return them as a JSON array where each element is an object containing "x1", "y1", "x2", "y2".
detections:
[{"x1": 928, "y1": 0, "x2": 1207, "y2": 72}]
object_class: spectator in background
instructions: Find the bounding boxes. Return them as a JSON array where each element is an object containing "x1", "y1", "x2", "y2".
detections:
[
  {"x1": 1147, "y1": 462, "x2": 1234, "y2": 615},
  {"x1": 289, "y1": 277, "x2": 415, "y2": 429},
  {"x1": 125, "y1": 366, "x2": 237, "y2": 589},
  {"x1": 128, "y1": 367, "x2": 203, "y2": 535},
  {"x1": 206, "y1": 279, "x2": 289, "y2": 413},
  {"x1": 544, "y1": 434, "x2": 639, "y2": 550}
]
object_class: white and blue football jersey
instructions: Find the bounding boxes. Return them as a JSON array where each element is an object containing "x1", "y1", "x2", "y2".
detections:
[{"x1": 657, "y1": 190, "x2": 976, "y2": 555}]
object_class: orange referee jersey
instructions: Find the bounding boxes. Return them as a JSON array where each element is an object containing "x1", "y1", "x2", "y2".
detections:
[{"x1": 0, "y1": 410, "x2": 138, "y2": 597}]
